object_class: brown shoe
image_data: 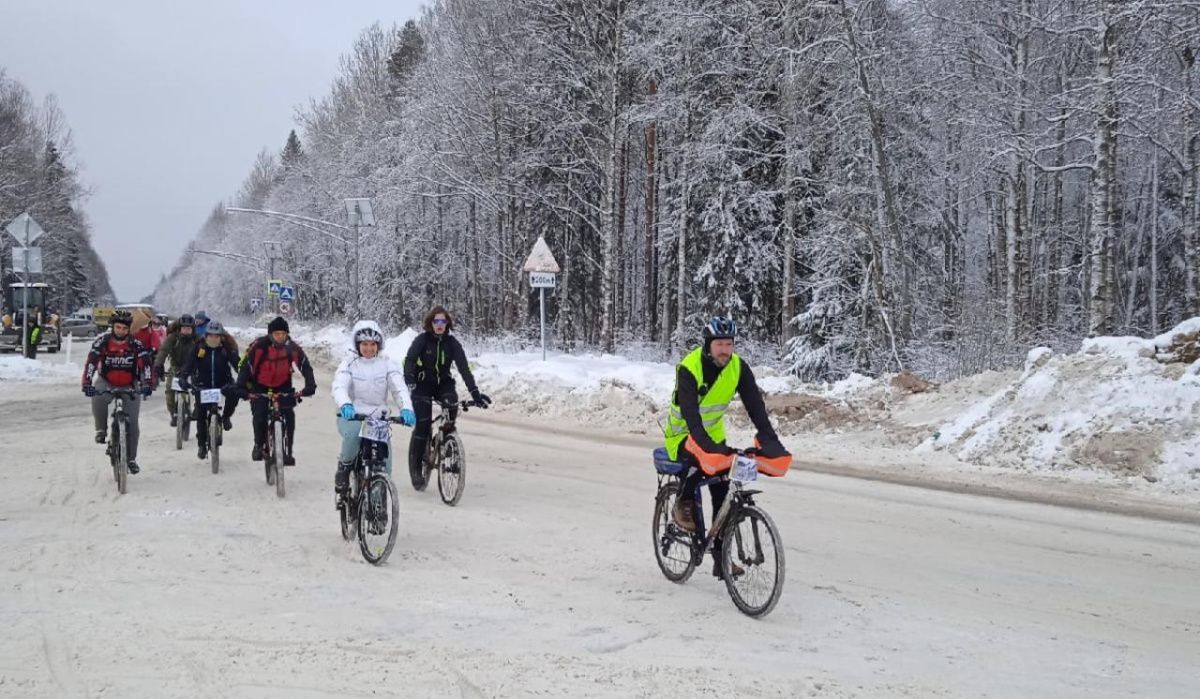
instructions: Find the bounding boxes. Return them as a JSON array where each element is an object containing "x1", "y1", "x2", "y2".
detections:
[{"x1": 672, "y1": 497, "x2": 697, "y2": 532}]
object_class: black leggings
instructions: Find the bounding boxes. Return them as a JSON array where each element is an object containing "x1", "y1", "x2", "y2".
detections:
[
  {"x1": 250, "y1": 396, "x2": 295, "y2": 453},
  {"x1": 408, "y1": 382, "x2": 458, "y2": 475},
  {"x1": 679, "y1": 444, "x2": 730, "y2": 544}
]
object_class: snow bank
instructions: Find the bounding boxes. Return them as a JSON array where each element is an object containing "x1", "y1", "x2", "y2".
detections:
[
  {"x1": 475, "y1": 351, "x2": 677, "y2": 428},
  {"x1": 922, "y1": 319, "x2": 1200, "y2": 491},
  {"x1": 0, "y1": 356, "x2": 77, "y2": 383}
]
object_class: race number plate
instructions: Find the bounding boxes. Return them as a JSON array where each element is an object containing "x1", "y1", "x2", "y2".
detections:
[
  {"x1": 732, "y1": 455, "x2": 759, "y2": 484},
  {"x1": 200, "y1": 389, "x2": 222, "y2": 405},
  {"x1": 171, "y1": 378, "x2": 182, "y2": 391},
  {"x1": 360, "y1": 417, "x2": 391, "y2": 443}
]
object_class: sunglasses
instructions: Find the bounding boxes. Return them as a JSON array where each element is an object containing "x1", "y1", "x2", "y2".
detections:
[{"x1": 432, "y1": 319, "x2": 448, "y2": 325}]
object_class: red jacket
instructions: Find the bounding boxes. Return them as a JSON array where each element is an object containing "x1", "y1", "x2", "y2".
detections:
[{"x1": 135, "y1": 325, "x2": 165, "y2": 353}]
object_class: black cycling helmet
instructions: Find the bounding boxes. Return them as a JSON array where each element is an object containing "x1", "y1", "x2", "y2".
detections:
[
  {"x1": 702, "y1": 317, "x2": 738, "y2": 343},
  {"x1": 110, "y1": 310, "x2": 133, "y2": 328},
  {"x1": 178, "y1": 313, "x2": 195, "y2": 327}
]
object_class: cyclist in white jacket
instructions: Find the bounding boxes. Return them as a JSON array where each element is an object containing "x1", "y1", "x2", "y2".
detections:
[{"x1": 331, "y1": 320, "x2": 415, "y2": 506}]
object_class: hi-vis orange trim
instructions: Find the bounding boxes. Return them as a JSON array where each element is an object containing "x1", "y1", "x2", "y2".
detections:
[{"x1": 683, "y1": 436, "x2": 792, "y2": 478}]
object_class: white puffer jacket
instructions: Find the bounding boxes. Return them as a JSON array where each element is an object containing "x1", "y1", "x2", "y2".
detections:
[{"x1": 331, "y1": 320, "x2": 413, "y2": 416}]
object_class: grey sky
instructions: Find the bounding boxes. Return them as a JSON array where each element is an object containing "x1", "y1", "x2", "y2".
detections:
[{"x1": 0, "y1": 0, "x2": 424, "y2": 302}]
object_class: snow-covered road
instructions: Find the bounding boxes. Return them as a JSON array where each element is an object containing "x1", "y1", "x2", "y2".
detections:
[{"x1": 2, "y1": 378, "x2": 1198, "y2": 698}]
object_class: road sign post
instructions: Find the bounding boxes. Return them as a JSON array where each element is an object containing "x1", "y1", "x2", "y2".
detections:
[
  {"x1": 522, "y1": 236, "x2": 561, "y2": 361},
  {"x1": 6, "y1": 213, "x2": 46, "y2": 359}
]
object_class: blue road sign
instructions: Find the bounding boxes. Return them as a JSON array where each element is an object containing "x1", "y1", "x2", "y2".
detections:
[{"x1": 279, "y1": 286, "x2": 295, "y2": 301}]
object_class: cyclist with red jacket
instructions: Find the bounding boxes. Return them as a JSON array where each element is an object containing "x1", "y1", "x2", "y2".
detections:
[
  {"x1": 233, "y1": 316, "x2": 316, "y2": 464},
  {"x1": 82, "y1": 310, "x2": 154, "y2": 474}
]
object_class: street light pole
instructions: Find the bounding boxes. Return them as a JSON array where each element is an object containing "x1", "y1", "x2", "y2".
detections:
[{"x1": 20, "y1": 217, "x2": 29, "y2": 359}]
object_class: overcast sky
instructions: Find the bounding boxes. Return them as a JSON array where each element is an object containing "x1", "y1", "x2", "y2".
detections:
[{"x1": 0, "y1": 0, "x2": 424, "y2": 302}]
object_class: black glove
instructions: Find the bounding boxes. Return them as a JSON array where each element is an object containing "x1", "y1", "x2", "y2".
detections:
[
  {"x1": 471, "y1": 390, "x2": 491, "y2": 408},
  {"x1": 82, "y1": 383, "x2": 96, "y2": 397},
  {"x1": 220, "y1": 384, "x2": 239, "y2": 397},
  {"x1": 300, "y1": 385, "x2": 316, "y2": 398},
  {"x1": 141, "y1": 384, "x2": 153, "y2": 398},
  {"x1": 178, "y1": 378, "x2": 191, "y2": 391},
  {"x1": 756, "y1": 436, "x2": 790, "y2": 459}
]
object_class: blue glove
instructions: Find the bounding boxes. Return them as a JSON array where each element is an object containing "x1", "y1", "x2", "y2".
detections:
[
  {"x1": 339, "y1": 403, "x2": 355, "y2": 420},
  {"x1": 400, "y1": 409, "x2": 416, "y2": 426},
  {"x1": 82, "y1": 384, "x2": 96, "y2": 397}
]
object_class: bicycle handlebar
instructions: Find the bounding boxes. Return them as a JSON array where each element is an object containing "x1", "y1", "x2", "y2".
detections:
[{"x1": 341, "y1": 413, "x2": 408, "y2": 424}]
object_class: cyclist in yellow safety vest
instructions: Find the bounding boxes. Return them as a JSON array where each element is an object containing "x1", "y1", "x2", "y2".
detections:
[{"x1": 664, "y1": 317, "x2": 790, "y2": 577}]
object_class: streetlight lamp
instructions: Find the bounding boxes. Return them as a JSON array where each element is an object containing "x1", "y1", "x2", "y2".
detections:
[{"x1": 225, "y1": 198, "x2": 375, "y2": 318}]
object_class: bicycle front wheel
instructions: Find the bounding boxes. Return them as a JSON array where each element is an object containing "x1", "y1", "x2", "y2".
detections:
[
  {"x1": 721, "y1": 505, "x2": 785, "y2": 618},
  {"x1": 273, "y1": 419, "x2": 286, "y2": 498},
  {"x1": 210, "y1": 413, "x2": 221, "y2": 474},
  {"x1": 437, "y1": 434, "x2": 466, "y2": 506},
  {"x1": 358, "y1": 474, "x2": 399, "y2": 565},
  {"x1": 175, "y1": 399, "x2": 186, "y2": 450},
  {"x1": 652, "y1": 481, "x2": 697, "y2": 583},
  {"x1": 115, "y1": 416, "x2": 128, "y2": 495}
]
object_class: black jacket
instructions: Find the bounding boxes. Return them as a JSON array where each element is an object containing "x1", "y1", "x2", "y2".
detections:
[
  {"x1": 403, "y1": 331, "x2": 479, "y2": 394},
  {"x1": 180, "y1": 340, "x2": 239, "y2": 390},
  {"x1": 674, "y1": 351, "x2": 784, "y2": 455}
]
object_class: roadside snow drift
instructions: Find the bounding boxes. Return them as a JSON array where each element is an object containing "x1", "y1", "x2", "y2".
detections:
[
  {"x1": 922, "y1": 320, "x2": 1200, "y2": 488},
  {"x1": 0, "y1": 355, "x2": 78, "y2": 383}
]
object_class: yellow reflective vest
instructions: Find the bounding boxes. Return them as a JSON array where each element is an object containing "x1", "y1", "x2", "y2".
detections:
[{"x1": 663, "y1": 348, "x2": 741, "y2": 460}]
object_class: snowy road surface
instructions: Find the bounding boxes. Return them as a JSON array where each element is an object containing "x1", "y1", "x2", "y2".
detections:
[{"x1": 2, "y1": 379, "x2": 1198, "y2": 698}]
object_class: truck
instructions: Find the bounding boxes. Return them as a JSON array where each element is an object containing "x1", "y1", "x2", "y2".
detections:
[{"x1": 0, "y1": 282, "x2": 62, "y2": 353}]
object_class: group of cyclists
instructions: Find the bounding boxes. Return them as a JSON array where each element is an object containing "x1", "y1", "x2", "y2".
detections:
[
  {"x1": 80, "y1": 306, "x2": 494, "y2": 507},
  {"x1": 82, "y1": 305, "x2": 789, "y2": 580}
]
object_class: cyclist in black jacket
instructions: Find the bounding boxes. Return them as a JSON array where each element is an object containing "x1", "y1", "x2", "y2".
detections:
[
  {"x1": 178, "y1": 321, "x2": 240, "y2": 460},
  {"x1": 403, "y1": 306, "x2": 491, "y2": 489}
]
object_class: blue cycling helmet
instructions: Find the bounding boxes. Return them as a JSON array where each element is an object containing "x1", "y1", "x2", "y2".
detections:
[{"x1": 702, "y1": 317, "x2": 738, "y2": 343}]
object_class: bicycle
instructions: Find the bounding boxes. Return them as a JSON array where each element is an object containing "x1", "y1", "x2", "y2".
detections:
[
  {"x1": 100, "y1": 388, "x2": 140, "y2": 495},
  {"x1": 194, "y1": 386, "x2": 225, "y2": 474},
  {"x1": 415, "y1": 397, "x2": 479, "y2": 506},
  {"x1": 247, "y1": 390, "x2": 298, "y2": 498},
  {"x1": 650, "y1": 444, "x2": 790, "y2": 618},
  {"x1": 171, "y1": 374, "x2": 192, "y2": 450},
  {"x1": 340, "y1": 411, "x2": 406, "y2": 565}
]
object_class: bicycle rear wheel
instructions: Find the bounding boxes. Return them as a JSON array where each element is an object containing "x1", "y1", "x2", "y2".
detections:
[
  {"x1": 358, "y1": 474, "x2": 399, "y2": 565},
  {"x1": 273, "y1": 420, "x2": 286, "y2": 498},
  {"x1": 437, "y1": 434, "x2": 466, "y2": 506},
  {"x1": 339, "y1": 468, "x2": 361, "y2": 541},
  {"x1": 115, "y1": 416, "x2": 128, "y2": 495},
  {"x1": 652, "y1": 481, "x2": 696, "y2": 583},
  {"x1": 721, "y1": 505, "x2": 785, "y2": 618},
  {"x1": 210, "y1": 412, "x2": 221, "y2": 474}
]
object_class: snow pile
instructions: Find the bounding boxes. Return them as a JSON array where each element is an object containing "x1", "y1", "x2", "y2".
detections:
[
  {"x1": 0, "y1": 356, "x2": 78, "y2": 383},
  {"x1": 921, "y1": 319, "x2": 1200, "y2": 490},
  {"x1": 474, "y1": 351, "x2": 676, "y2": 429}
]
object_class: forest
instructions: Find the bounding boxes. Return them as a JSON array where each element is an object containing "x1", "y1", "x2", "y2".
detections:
[
  {"x1": 0, "y1": 70, "x2": 115, "y2": 312},
  {"x1": 153, "y1": 0, "x2": 1200, "y2": 380}
]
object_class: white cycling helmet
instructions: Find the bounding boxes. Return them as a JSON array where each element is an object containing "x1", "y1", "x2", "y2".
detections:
[{"x1": 354, "y1": 326, "x2": 383, "y2": 348}]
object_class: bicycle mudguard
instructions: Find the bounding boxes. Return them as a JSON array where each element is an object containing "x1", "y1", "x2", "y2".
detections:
[{"x1": 652, "y1": 447, "x2": 688, "y2": 476}]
